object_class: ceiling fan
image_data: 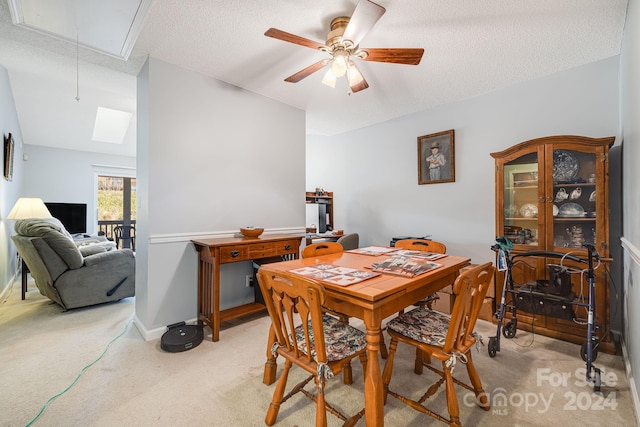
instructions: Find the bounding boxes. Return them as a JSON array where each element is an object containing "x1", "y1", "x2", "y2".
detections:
[{"x1": 265, "y1": 0, "x2": 424, "y2": 94}]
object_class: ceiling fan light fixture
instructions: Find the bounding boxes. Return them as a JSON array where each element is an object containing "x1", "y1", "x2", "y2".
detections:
[
  {"x1": 331, "y1": 50, "x2": 348, "y2": 77},
  {"x1": 322, "y1": 67, "x2": 337, "y2": 88},
  {"x1": 347, "y1": 61, "x2": 364, "y2": 86}
]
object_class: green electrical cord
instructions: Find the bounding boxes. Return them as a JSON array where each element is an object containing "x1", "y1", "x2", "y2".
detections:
[{"x1": 25, "y1": 317, "x2": 134, "y2": 427}]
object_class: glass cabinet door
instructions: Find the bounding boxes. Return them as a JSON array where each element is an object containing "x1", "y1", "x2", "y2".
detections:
[
  {"x1": 502, "y1": 151, "x2": 540, "y2": 247},
  {"x1": 550, "y1": 149, "x2": 597, "y2": 250}
]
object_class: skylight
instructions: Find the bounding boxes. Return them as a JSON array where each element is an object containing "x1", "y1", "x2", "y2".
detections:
[{"x1": 92, "y1": 107, "x2": 132, "y2": 144}]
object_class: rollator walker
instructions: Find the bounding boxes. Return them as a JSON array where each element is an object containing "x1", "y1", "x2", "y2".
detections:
[{"x1": 488, "y1": 236, "x2": 602, "y2": 392}]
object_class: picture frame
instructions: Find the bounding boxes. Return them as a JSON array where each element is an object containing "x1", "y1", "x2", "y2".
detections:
[
  {"x1": 418, "y1": 129, "x2": 455, "y2": 185},
  {"x1": 4, "y1": 132, "x2": 14, "y2": 181}
]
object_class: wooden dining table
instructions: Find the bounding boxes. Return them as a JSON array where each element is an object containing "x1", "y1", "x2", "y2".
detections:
[{"x1": 259, "y1": 250, "x2": 471, "y2": 427}]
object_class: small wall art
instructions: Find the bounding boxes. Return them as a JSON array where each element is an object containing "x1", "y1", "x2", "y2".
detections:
[
  {"x1": 417, "y1": 129, "x2": 455, "y2": 185},
  {"x1": 4, "y1": 133, "x2": 14, "y2": 181}
]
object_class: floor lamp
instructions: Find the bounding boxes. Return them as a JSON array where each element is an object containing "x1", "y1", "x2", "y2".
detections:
[{"x1": 7, "y1": 198, "x2": 52, "y2": 300}]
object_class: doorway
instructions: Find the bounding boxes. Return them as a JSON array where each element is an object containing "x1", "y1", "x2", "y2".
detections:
[{"x1": 97, "y1": 175, "x2": 137, "y2": 248}]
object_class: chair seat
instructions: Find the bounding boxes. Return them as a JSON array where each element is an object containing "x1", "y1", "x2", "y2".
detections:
[
  {"x1": 294, "y1": 314, "x2": 367, "y2": 362},
  {"x1": 387, "y1": 308, "x2": 451, "y2": 347}
]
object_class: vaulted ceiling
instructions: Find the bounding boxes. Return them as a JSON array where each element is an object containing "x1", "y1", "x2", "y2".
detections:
[{"x1": 0, "y1": 0, "x2": 629, "y2": 157}]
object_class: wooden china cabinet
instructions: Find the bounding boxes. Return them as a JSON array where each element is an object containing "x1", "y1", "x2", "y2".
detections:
[{"x1": 491, "y1": 135, "x2": 616, "y2": 354}]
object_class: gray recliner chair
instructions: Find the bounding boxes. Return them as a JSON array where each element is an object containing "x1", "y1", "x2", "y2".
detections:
[
  {"x1": 12, "y1": 217, "x2": 135, "y2": 310},
  {"x1": 336, "y1": 233, "x2": 359, "y2": 251}
]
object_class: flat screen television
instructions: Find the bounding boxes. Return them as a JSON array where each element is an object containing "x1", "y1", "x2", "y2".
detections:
[{"x1": 45, "y1": 202, "x2": 87, "y2": 234}]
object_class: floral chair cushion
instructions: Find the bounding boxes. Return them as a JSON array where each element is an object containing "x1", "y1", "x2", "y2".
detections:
[
  {"x1": 294, "y1": 314, "x2": 367, "y2": 362},
  {"x1": 387, "y1": 308, "x2": 451, "y2": 347}
]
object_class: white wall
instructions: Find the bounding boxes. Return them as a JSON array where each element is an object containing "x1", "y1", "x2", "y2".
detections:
[
  {"x1": 135, "y1": 58, "x2": 306, "y2": 337},
  {"x1": 21, "y1": 145, "x2": 135, "y2": 234},
  {"x1": 308, "y1": 57, "x2": 620, "y2": 267},
  {"x1": 620, "y1": 0, "x2": 640, "y2": 411},
  {"x1": 0, "y1": 65, "x2": 24, "y2": 296}
]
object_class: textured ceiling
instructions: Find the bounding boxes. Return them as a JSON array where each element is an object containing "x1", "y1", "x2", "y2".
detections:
[{"x1": 0, "y1": 0, "x2": 629, "y2": 156}]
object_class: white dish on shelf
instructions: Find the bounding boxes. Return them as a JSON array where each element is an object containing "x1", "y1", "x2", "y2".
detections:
[
  {"x1": 519, "y1": 203, "x2": 538, "y2": 218},
  {"x1": 558, "y1": 202, "x2": 585, "y2": 217},
  {"x1": 553, "y1": 204, "x2": 559, "y2": 217}
]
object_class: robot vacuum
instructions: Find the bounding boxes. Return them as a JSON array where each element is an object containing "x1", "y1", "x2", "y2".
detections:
[{"x1": 161, "y1": 321, "x2": 203, "y2": 352}]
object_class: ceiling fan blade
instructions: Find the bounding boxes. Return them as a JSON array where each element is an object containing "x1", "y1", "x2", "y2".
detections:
[
  {"x1": 265, "y1": 28, "x2": 326, "y2": 50},
  {"x1": 284, "y1": 60, "x2": 329, "y2": 83},
  {"x1": 360, "y1": 48, "x2": 424, "y2": 65},
  {"x1": 342, "y1": 0, "x2": 386, "y2": 47}
]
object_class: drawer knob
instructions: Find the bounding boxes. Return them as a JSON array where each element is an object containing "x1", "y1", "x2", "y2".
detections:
[
  {"x1": 231, "y1": 250, "x2": 240, "y2": 258},
  {"x1": 284, "y1": 245, "x2": 291, "y2": 250}
]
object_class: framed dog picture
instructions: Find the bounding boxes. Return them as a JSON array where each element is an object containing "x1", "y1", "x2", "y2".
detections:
[
  {"x1": 4, "y1": 133, "x2": 14, "y2": 181},
  {"x1": 418, "y1": 129, "x2": 455, "y2": 185}
]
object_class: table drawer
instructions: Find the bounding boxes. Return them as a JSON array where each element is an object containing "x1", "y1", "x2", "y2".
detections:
[
  {"x1": 246, "y1": 240, "x2": 300, "y2": 259},
  {"x1": 220, "y1": 240, "x2": 300, "y2": 263},
  {"x1": 277, "y1": 240, "x2": 300, "y2": 254},
  {"x1": 219, "y1": 246, "x2": 249, "y2": 263},
  {"x1": 247, "y1": 243, "x2": 279, "y2": 259}
]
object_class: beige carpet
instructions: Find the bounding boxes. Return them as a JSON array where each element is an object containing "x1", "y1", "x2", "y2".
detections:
[{"x1": 0, "y1": 278, "x2": 636, "y2": 427}]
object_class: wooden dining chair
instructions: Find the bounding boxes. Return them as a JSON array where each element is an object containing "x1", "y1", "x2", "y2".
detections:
[
  {"x1": 392, "y1": 239, "x2": 448, "y2": 366},
  {"x1": 395, "y1": 238, "x2": 447, "y2": 255},
  {"x1": 257, "y1": 269, "x2": 367, "y2": 427},
  {"x1": 381, "y1": 262, "x2": 495, "y2": 427},
  {"x1": 301, "y1": 241, "x2": 366, "y2": 372},
  {"x1": 302, "y1": 240, "x2": 391, "y2": 359},
  {"x1": 394, "y1": 239, "x2": 447, "y2": 309},
  {"x1": 301, "y1": 242, "x2": 347, "y2": 322},
  {"x1": 301, "y1": 241, "x2": 344, "y2": 258}
]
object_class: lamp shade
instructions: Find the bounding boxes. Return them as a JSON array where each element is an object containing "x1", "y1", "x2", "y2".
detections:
[{"x1": 7, "y1": 198, "x2": 52, "y2": 220}]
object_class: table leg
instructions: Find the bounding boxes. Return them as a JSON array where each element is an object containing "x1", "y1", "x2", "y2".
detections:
[
  {"x1": 263, "y1": 324, "x2": 277, "y2": 385},
  {"x1": 21, "y1": 259, "x2": 28, "y2": 300},
  {"x1": 212, "y1": 257, "x2": 221, "y2": 342},
  {"x1": 364, "y1": 315, "x2": 384, "y2": 427}
]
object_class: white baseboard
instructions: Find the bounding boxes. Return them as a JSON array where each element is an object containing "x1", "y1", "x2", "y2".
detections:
[
  {"x1": 622, "y1": 338, "x2": 640, "y2": 425},
  {"x1": 619, "y1": 237, "x2": 640, "y2": 424},
  {"x1": 0, "y1": 273, "x2": 18, "y2": 302}
]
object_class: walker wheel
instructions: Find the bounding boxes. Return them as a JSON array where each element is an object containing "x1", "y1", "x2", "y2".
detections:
[
  {"x1": 580, "y1": 340, "x2": 599, "y2": 362},
  {"x1": 502, "y1": 321, "x2": 517, "y2": 339},
  {"x1": 594, "y1": 368, "x2": 602, "y2": 393},
  {"x1": 488, "y1": 336, "x2": 498, "y2": 358}
]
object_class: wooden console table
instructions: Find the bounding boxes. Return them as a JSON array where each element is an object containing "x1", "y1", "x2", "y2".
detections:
[{"x1": 192, "y1": 233, "x2": 303, "y2": 341}]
